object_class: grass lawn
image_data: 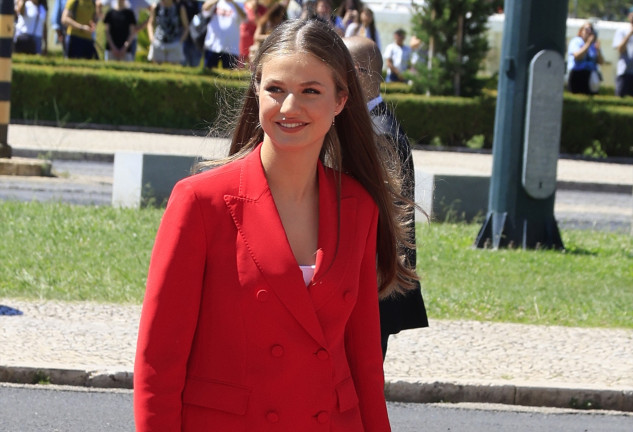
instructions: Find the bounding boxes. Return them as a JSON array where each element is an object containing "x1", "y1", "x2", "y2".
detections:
[
  {"x1": 417, "y1": 223, "x2": 633, "y2": 329},
  {"x1": 1, "y1": 201, "x2": 631, "y2": 329},
  {"x1": 0, "y1": 201, "x2": 160, "y2": 303}
]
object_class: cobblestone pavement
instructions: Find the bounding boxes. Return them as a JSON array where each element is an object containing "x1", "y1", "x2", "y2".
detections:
[{"x1": 1, "y1": 298, "x2": 632, "y2": 391}]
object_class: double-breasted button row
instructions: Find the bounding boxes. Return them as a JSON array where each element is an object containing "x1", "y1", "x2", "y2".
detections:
[
  {"x1": 269, "y1": 344, "x2": 329, "y2": 359},
  {"x1": 264, "y1": 410, "x2": 330, "y2": 424}
]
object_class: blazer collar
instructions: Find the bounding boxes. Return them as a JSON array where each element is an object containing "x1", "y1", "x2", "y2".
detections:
[{"x1": 224, "y1": 144, "x2": 357, "y2": 346}]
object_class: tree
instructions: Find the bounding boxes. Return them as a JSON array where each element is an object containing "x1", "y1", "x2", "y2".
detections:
[
  {"x1": 568, "y1": 0, "x2": 631, "y2": 20},
  {"x1": 409, "y1": 0, "x2": 503, "y2": 97}
]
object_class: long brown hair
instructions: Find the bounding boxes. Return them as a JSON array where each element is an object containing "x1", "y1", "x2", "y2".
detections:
[{"x1": 211, "y1": 19, "x2": 417, "y2": 297}]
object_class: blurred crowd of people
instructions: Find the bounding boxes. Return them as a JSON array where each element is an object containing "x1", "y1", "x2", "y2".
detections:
[
  {"x1": 11, "y1": 0, "x2": 424, "y2": 79},
  {"x1": 13, "y1": 0, "x2": 633, "y2": 97},
  {"x1": 567, "y1": 6, "x2": 633, "y2": 97}
]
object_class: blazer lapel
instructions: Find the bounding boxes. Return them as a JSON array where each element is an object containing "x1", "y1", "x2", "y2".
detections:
[
  {"x1": 310, "y1": 163, "x2": 357, "y2": 310},
  {"x1": 224, "y1": 145, "x2": 328, "y2": 347}
]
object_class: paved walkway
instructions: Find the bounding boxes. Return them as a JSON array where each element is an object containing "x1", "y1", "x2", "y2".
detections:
[
  {"x1": 1, "y1": 124, "x2": 633, "y2": 412},
  {"x1": 1, "y1": 298, "x2": 632, "y2": 411}
]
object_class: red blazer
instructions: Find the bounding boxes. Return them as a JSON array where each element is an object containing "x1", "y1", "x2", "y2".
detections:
[{"x1": 134, "y1": 144, "x2": 391, "y2": 431}]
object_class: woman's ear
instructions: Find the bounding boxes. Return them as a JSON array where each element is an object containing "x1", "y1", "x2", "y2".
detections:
[{"x1": 336, "y1": 91, "x2": 348, "y2": 114}]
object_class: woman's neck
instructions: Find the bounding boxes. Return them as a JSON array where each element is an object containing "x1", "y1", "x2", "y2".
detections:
[
  {"x1": 260, "y1": 142, "x2": 320, "y2": 267},
  {"x1": 260, "y1": 142, "x2": 320, "y2": 202}
]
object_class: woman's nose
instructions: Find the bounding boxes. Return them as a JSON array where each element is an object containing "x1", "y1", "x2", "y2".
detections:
[{"x1": 279, "y1": 93, "x2": 299, "y2": 116}]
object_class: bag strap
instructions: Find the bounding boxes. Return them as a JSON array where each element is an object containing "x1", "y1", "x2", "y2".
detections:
[{"x1": 31, "y1": 5, "x2": 40, "y2": 36}]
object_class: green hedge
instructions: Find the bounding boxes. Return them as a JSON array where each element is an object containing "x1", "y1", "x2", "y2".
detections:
[
  {"x1": 9, "y1": 57, "x2": 633, "y2": 157},
  {"x1": 560, "y1": 95, "x2": 633, "y2": 157},
  {"x1": 384, "y1": 92, "x2": 496, "y2": 148},
  {"x1": 11, "y1": 62, "x2": 247, "y2": 131}
]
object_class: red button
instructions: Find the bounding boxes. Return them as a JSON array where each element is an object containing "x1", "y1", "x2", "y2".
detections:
[
  {"x1": 316, "y1": 411, "x2": 329, "y2": 424},
  {"x1": 256, "y1": 289, "x2": 269, "y2": 302},
  {"x1": 316, "y1": 348, "x2": 329, "y2": 360},
  {"x1": 271, "y1": 344, "x2": 284, "y2": 357},
  {"x1": 266, "y1": 411, "x2": 280, "y2": 423},
  {"x1": 343, "y1": 290, "x2": 353, "y2": 302}
]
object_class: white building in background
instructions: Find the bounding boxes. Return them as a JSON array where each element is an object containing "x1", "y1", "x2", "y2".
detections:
[{"x1": 364, "y1": 1, "x2": 630, "y2": 88}]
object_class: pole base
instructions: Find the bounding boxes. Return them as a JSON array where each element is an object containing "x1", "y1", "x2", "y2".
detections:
[
  {"x1": 0, "y1": 143, "x2": 11, "y2": 159},
  {"x1": 474, "y1": 211, "x2": 564, "y2": 250}
]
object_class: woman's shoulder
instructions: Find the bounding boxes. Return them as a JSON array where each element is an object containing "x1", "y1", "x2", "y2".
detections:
[
  {"x1": 162, "y1": 160, "x2": 244, "y2": 215},
  {"x1": 179, "y1": 158, "x2": 244, "y2": 194}
]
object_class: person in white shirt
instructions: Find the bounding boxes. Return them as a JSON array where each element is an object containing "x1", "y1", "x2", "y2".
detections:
[
  {"x1": 612, "y1": 7, "x2": 633, "y2": 97},
  {"x1": 383, "y1": 28, "x2": 411, "y2": 83},
  {"x1": 14, "y1": 0, "x2": 48, "y2": 54},
  {"x1": 201, "y1": 0, "x2": 246, "y2": 70}
]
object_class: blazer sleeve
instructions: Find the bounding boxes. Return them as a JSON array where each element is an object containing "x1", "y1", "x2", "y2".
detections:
[
  {"x1": 134, "y1": 180, "x2": 208, "y2": 431},
  {"x1": 344, "y1": 204, "x2": 391, "y2": 432}
]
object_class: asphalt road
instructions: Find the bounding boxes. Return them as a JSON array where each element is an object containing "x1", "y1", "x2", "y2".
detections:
[
  {"x1": 1, "y1": 159, "x2": 630, "y2": 233},
  {"x1": 1, "y1": 384, "x2": 632, "y2": 432}
]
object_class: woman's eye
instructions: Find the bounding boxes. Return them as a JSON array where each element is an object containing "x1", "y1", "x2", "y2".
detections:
[
  {"x1": 304, "y1": 88, "x2": 321, "y2": 95},
  {"x1": 265, "y1": 86, "x2": 283, "y2": 93}
]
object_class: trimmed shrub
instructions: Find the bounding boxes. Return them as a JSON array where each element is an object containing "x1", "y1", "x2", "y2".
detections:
[
  {"x1": 11, "y1": 63, "x2": 247, "y2": 131},
  {"x1": 8, "y1": 57, "x2": 633, "y2": 157},
  {"x1": 384, "y1": 93, "x2": 495, "y2": 147}
]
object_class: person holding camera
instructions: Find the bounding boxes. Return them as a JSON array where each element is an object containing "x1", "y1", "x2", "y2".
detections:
[{"x1": 567, "y1": 21, "x2": 604, "y2": 95}]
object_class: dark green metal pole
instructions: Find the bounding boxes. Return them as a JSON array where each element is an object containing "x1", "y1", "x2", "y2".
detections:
[
  {"x1": 475, "y1": 0, "x2": 568, "y2": 249},
  {"x1": 0, "y1": 0, "x2": 14, "y2": 158}
]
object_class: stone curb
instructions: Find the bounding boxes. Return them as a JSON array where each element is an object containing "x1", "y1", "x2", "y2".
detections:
[
  {"x1": 384, "y1": 380, "x2": 633, "y2": 413},
  {"x1": 556, "y1": 180, "x2": 632, "y2": 194},
  {"x1": 0, "y1": 366, "x2": 132, "y2": 390},
  {"x1": 12, "y1": 148, "x2": 114, "y2": 163},
  {"x1": 2, "y1": 365, "x2": 632, "y2": 412}
]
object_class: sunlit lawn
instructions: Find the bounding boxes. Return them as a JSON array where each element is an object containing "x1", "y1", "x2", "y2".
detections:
[
  {"x1": 1, "y1": 201, "x2": 631, "y2": 328},
  {"x1": 417, "y1": 223, "x2": 633, "y2": 328}
]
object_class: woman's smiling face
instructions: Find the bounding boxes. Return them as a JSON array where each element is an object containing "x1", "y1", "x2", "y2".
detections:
[{"x1": 258, "y1": 52, "x2": 347, "y2": 155}]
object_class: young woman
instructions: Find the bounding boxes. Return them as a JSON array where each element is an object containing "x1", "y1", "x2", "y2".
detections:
[
  {"x1": 344, "y1": 6, "x2": 381, "y2": 50},
  {"x1": 134, "y1": 18, "x2": 415, "y2": 432}
]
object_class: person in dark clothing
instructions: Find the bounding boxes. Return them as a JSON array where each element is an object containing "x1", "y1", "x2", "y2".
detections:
[
  {"x1": 344, "y1": 35, "x2": 429, "y2": 360},
  {"x1": 103, "y1": 0, "x2": 137, "y2": 61}
]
